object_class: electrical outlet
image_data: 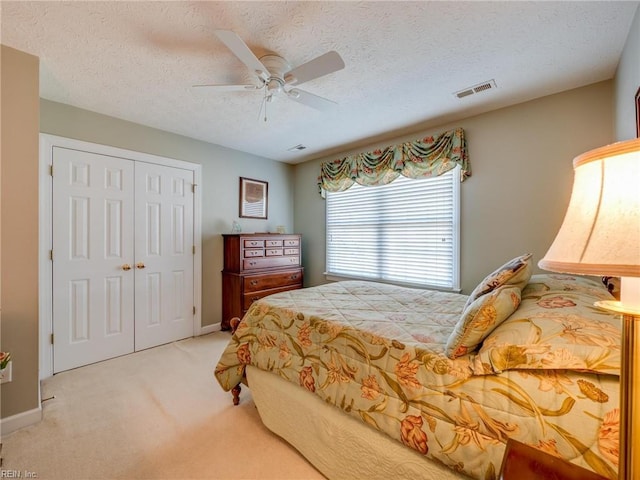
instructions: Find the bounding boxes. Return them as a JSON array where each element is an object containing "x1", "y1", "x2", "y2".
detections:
[{"x1": 0, "y1": 361, "x2": 12, "y2": 384}]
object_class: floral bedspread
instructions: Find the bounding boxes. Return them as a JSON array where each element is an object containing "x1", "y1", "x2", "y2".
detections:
[{"x1": 214, "y1": 279, "x2": 619, "y2": 479}]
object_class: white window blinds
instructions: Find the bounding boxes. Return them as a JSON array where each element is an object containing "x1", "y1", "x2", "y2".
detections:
[{"x1": 325, "y1": 166, "x2": 460, "y2": 290}]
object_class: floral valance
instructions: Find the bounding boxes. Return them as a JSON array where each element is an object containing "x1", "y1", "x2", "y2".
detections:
[{"x1": 317, "y1": 127, "x2": 470, "y2": 194}]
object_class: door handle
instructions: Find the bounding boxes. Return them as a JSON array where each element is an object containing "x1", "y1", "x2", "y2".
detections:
[
  {"x1": 136, "y1": 263, "x2": 146, "y2": 269},
  {"x1": 122, "y1": 264, "x2": 132, "y2": 271}
]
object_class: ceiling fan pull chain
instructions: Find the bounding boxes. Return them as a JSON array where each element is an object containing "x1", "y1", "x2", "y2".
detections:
[
  {"x1": 257, "y1": 88, "x2": 268, "y2": 123},
  {"x1": 264, "y1": 93, "x2": 268, "y2": 123}
]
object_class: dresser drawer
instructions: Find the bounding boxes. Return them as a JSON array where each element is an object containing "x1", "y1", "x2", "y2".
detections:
[
  {"x1": 284, "y1": 239, "x2": 299, "y2": 247},
  {"x1": 266, "y1": 248, "x2": 283, "y2": 256},
  {"x1": 244, "y1": 239, "x2": 265, "y2": 248},
  {"x1": 243, "y1": 256, "x2": 300, "y2": 270},
  {"x1": 265, "y1": 240, "x2": 283, "y2": 247},
  {"x1": 284, "y1": 248, "x2": 299, "y2": 255},
  {"x1": 244, "y1": 249, "x2": 264, "y2": 258},
  {"x1": 244, "y1": 269, "x2": 303, "y2": 293},
  {"x1": 243, "y1": 284, "x2": 303, "y2": 310}
]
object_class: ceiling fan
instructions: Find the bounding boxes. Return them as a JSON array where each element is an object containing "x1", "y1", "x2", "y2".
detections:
[{"x1": 194, "y1": 30, "x2": 345, "y2": 115}]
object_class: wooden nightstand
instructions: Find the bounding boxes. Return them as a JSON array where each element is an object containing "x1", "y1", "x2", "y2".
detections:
[{"x1": 499, "y1": 438, "x2": 609, "y2": 480}]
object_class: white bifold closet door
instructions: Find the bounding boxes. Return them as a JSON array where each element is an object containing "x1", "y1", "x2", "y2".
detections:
[
  {"x1": 52, "y1": 147, "x2": 194, "y2": 373},
  {"x1": 134, "y1": 161, "x2": 194, "y2": 351}
]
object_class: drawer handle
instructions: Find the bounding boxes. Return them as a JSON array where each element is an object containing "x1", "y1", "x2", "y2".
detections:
[
  {"x1": 290, "y1": 275, "x2": 298, "y2": 280},
  {"x1": 251, "y1": 296, "x2": 260, "y2": 302},
  {"x1": 249, "y1": 261, "x2": 257, "y2": 266},
  {"x1": 250, "y1": 280, "x2": 259, "y2": 286}
]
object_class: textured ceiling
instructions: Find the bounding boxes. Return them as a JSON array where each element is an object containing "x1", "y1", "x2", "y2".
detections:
[{"x1": 1, "y1": 1, "x2": 638, "y2": 163}]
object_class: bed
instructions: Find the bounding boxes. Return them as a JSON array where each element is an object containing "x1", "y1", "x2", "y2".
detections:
[{"x1": 214, "y1": 254, "x2": 620, "y2": 479}]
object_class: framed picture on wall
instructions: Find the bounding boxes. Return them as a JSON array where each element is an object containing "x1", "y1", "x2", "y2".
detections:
[
  {"x1": 239, "y1": 177, "x2": 268, "y2": 219},
  {"x1": 636, "y1": 86, "x2": 640, "y2": 138}
]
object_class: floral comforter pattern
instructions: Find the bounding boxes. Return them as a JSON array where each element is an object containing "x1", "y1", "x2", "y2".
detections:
[{"x1": 214, "y1": 279, "x2": 619, "y2": 479}]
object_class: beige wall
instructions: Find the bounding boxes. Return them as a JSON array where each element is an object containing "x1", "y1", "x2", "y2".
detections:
[
  {"x1": 293, "y1": 81, "x2": 614, "y2": 294},
  {"x1": 40, "y1": 100, "x2": 295, "y2": 328},
  {"x1": 615, "y1": 5, "x2": 640, "y2": 141},
  {"x1": 1, "y1": 45, "x2": 41, "y2": 419}
]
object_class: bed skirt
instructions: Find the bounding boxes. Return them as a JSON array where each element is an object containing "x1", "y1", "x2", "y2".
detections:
[{"x1": 246, "y1": 366, "x2": 470, "y2": 479}]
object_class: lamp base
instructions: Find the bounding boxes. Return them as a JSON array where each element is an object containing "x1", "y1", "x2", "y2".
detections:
[{"x1": 596, "y1": 301, "x2": 640, "y2": 480}]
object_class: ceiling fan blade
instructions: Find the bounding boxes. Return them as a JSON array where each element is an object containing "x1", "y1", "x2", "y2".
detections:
[
  {"x1": 284, "y1": 51, "x2": 345, "y2": 86},
  {"x1": 192, "y1": 84, "x2": 261, "y2": 91},
  {"x1": 286, "y1": 88, "x2": 337, "y2": 111},
  {"x1": 214, "y1": 30, "x2": 270, "y2": 81}
]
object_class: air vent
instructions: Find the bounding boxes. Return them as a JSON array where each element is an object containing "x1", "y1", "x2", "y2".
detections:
[
  {"x1": 454, "y1": 79, "x2": 497, "y2": 99},
  {"x1": 288, "y1": 144, "x2": 307, "y2": 151}
]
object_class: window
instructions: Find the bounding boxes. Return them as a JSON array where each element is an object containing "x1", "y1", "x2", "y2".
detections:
[{"x1": 325, "y1": 166, "x2": 460, "y2": 290}]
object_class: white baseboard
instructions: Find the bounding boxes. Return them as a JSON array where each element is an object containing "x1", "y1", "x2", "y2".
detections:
[
  {"x1": 199, "y1": 323, "x2": 221, "y2": 335},
  {"x1": 0, "y1": 405, "x2": 42, "y2": 436}
]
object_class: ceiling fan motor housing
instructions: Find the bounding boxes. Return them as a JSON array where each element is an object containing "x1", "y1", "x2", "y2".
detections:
[{"x1": 260, "y1": 54, "x2": 292, "y2": 87}]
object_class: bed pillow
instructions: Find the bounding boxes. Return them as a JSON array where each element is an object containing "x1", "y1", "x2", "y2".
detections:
[
  {"x1": 465, "y1": 253, "x2": 532, "y2": 310},
  {"x1": 445, "y1": 285, "x2": 521, "y2": 358},
  {"x1": 469, "y1": 274, "x2": 620, "y2": 375}
]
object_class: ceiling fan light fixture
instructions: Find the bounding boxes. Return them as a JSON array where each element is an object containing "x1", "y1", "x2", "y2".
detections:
[
  {"x1": 267, "y1": 79, "x2": 282, "y2": 94},
  {"x1": 288, "y1": 89, "x2": 301, "y2": 99}
]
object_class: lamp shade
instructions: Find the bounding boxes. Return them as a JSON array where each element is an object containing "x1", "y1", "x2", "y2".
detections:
[{"x1": 538, "y1": 138, "x2": 640, "y2": 278}]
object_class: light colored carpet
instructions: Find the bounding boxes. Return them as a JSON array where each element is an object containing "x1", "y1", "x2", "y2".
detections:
[{"x1": 1, "y1": 332, "x2": 324, "y2": 480}]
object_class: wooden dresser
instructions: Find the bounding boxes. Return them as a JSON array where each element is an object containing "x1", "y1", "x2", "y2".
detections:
[{"x1": 221, "y1": 233, "x2": 303, "y2": 330}]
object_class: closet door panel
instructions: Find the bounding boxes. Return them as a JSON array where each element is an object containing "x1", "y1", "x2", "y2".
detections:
[
  {"x1": 134, "y1": 162, "x2": 194, "y2": 350},
  {"x1": 52, "y1": 147, "x2": 135, "y2": 373}
]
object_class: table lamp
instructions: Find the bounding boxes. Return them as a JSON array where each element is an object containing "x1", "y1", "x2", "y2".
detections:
[{"x1": 539, "y1": 137, "x2": 640, "y2": 479}]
